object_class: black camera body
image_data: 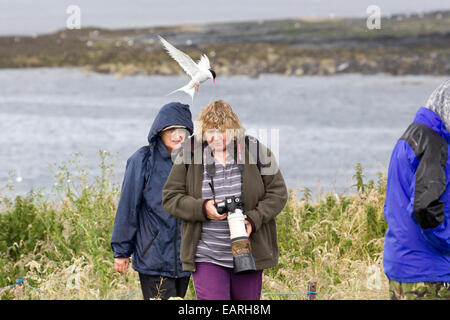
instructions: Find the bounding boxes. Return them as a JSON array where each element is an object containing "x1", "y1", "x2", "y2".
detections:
[{"x1": 214, "y1": 195, "x2": 243, "y2": 214}]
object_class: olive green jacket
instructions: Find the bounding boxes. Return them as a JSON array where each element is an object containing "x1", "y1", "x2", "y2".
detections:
[{"x1": 162, "y1": 136, "x2": 288, "y2": 272}]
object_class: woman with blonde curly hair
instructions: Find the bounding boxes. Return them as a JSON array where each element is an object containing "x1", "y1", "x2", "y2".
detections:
[{"x1": 162, "y1": 99, "x2": 288, "y2": 300}]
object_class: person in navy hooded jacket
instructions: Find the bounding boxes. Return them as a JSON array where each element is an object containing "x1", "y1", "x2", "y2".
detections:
[
  {"x1": 384, "y1": 80, "x2": 450, "y2": 300},
  {"x1": 111, "y1": 102, "x2": 194, "y2": 300}
]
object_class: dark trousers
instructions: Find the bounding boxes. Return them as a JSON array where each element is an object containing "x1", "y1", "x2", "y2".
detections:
[{"x1": 138, "y1": 273, "x2": 190, "y2": 300}]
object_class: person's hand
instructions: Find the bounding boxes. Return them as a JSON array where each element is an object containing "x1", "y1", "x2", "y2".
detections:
[
  {"x1": 244, "y1": 220, "x2": 252, "y2": 237},
  {"x1": 114, "y1": 257, "x2": 130, "y2": 274},
  {"x1": 205, "y1": 199, "x2": 228, "y2": 220}
]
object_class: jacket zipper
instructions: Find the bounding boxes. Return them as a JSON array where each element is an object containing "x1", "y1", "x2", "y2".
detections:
[{"x1": 142, "y1": 231, "x2": 159, "y2": 257}]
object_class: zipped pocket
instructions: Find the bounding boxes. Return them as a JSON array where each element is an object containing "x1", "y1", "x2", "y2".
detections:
[{"x1": 142, "y1": 230, "x2": 159, "y2": 257}]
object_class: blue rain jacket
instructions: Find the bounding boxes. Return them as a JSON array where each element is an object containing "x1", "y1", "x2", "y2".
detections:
[
  {"x1": 111, "y1": 102, "x2": 193, "y2": 277},
  {"x1": 383, "y1": 107, "x2": 450, "y2": 283}
]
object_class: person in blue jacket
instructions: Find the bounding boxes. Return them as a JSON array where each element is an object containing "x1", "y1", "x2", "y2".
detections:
[
  {"x1": 383, "y1": 80, "x2": 450, "y2": 300},
  {"x1": 111, "y1": 102, "x2": 194, "y2": 300}
]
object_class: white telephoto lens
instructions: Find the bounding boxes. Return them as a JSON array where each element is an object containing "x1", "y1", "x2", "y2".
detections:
[{"x1": 228, "y1": 209, "x2": 247, "y2": 240}]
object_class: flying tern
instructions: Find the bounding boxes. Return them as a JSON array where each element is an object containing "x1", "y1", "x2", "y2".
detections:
[{"x1": 158, "y1": 35, "x2": 216, "y2": 102}]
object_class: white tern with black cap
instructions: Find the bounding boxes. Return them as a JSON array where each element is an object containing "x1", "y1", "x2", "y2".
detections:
[{"x1": 158, "y1": 35, "x2": 216, "y2": 103}]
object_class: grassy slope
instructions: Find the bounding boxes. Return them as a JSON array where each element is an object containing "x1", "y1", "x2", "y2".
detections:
[{"x1": 0, "y1": 153, "x2": 388, "y2": 300}]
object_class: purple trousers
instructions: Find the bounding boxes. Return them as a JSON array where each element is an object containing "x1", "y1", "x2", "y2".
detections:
[{"x1": 192, "y1": 262, "x2": 263, "y2": 300}]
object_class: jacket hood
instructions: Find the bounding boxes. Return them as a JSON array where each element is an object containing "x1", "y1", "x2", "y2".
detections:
[
  {"x1": 147, "y1": 102, "x2": 194, "y2": 146},
  {"x1": 426, "y1": 79, "x2": 450, "y2": 131}
]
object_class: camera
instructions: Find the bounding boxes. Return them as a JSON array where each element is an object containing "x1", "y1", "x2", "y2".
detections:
[
  {"x1": 214, "y1": 198, "x2": 229, "y2": 214},
  {"x1": 214, "y1": 195, "x2": 242, "y2": 214},
  {"x1": 214, "y1": 195, "x2": 256, "y2": 274}
]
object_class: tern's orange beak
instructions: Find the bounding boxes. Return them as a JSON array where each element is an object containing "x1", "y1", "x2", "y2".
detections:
[{"x1": 213, "y1": 78, "x2": 215, "y2": 84}]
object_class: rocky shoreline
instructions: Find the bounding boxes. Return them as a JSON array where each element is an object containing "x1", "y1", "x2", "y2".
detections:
[{"x1": 0, "y1": 11, "x2": 449, "y2": 77}]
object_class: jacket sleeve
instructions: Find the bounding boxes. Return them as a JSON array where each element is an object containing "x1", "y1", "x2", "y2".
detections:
[
  {"x1": 110, "y1": 149, "x2": 147, "y2": 258},
  {"x1": 162, "y1": 156, "x2": 207, "y2": 222},
  {"x1": 414, "y1": 149, "x2": 450, "y2": 253},
  {"x1": 413, "y1": 144, "x2": 446, "y2": 230},
  {"x1": 244, "y1": 143, "x2": 288, "y2": 232},
  {"x1": 404, "y1": 123, "x2": 450, "y2": 253}
]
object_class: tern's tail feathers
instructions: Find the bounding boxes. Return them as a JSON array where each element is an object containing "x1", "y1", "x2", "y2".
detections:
[{"x1": 168, "y1": 83, "x2": 195, "y2": 101}]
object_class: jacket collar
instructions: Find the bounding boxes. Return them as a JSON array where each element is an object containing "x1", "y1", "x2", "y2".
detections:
[{"x1": 414, "y1": 107, "x2": 450, "y2": 143}]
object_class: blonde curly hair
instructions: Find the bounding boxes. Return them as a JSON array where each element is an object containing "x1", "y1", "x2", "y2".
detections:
[{"x1": 195, "y1": 100, "x2": 245, "y2": 141}]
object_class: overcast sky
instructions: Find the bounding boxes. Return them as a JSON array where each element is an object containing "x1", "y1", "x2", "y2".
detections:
[{"x1": 0, "y1": 0, "x2": 448, "y2": 36}]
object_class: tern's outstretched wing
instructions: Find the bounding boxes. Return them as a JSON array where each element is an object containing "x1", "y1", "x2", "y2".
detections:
[
  {"x1": 197, "y1": 54, "x2": 211, "y2": 71},
  {"x1": 158, "y1": 35, "x2": 199, "y2": 78}
]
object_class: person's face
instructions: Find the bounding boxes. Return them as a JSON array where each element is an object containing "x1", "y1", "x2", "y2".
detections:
[
  {"x1": 204, "y1": 129, "x2": 230, "y2": 152},
  {"x1": 160, "y1": 128, "x2": 187, "y2": 153}
]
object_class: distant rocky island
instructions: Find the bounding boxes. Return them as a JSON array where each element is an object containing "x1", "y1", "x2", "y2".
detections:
[{"x1": 0, "y1": 10, "x2": 448, "y2": 77}]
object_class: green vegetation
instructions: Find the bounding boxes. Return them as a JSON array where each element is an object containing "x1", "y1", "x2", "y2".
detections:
[
  {"x1": 0, "y1": 153, "x2": 388, "y2": 300},
  {"x1": 268, "y1": 163, "x2": 388, "y2": 299}
]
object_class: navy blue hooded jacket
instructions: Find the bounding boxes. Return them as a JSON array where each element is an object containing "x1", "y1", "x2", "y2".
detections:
[
  {"x1": 111, "y1": 102, "x2": 193, "y2": 277},
  {"x1": 383, "y1": 107, "x2": 450, "y2": 283}
]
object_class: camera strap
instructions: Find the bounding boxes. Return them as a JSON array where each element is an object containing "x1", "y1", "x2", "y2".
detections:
[
  {"x1": 206, "y1": 140, "x2": 245, "y2": 202},
  {"x1": 206, "y1": 146, "x2": 218, "y2": 203}
]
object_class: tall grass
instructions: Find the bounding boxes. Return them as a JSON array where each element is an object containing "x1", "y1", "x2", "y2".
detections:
[
  {"x1": 0, "y1": 153, "x2": 388, "y2": 300},
  {"x1": 264, "y1": 164, "x2": 388, "y2": 299}
]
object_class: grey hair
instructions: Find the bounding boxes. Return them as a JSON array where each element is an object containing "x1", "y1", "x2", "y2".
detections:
[{"x1": 426, "y1": 79, "x2": 450, "y2": 129}]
